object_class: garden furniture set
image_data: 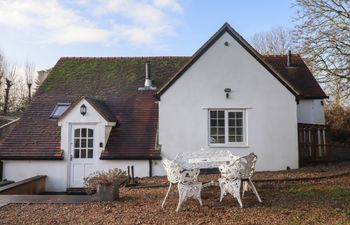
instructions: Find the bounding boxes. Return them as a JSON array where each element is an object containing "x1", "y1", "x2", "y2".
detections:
[{"x1": 162, "y1": 150, "x2": 262, "y2": 212}]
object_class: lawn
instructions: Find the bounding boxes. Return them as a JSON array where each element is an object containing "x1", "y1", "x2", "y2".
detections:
[{"x1": 0, "y1": 164, "x2": 350, "y2": 225}]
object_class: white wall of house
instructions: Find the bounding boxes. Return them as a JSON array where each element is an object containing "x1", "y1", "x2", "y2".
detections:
[
  {"x1": 297, "y1": 99, "x2": 325, "y2": 125},
  {"x1": 2, "y1": 160, "x2": 152, "y2": 192},
  {"x1": 159, "y1": 31, "x2": 299, "y2": 171}
]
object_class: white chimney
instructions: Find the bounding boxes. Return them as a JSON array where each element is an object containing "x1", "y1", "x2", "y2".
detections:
[{"x1": 138, "y1": 61, "x2": 157, "y2": 91}]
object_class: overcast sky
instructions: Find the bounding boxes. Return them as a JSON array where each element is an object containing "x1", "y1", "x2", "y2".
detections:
[{"x1": 0, "y1": 0, "x2": 296, "y2": 72}]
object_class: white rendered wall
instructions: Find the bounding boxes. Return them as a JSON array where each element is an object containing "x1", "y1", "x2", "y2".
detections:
[
  {"x1": 159, "y1": 31, "x2": 299, "y2": 172},
  {"x1": 297, "y1": 99, "x2": 325, "y2": 125},
  {"x1": 2, "y1": 160, "x2": 152, "y2": 192}
]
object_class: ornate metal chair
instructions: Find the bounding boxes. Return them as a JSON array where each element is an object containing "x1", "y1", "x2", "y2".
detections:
[
  {"x1": 161, "y1": 158, "x2": 183, "y2": 208},
  {"x1": 162, "y1": 158, "x2": 203, "y2": 212},
  {"x1": 176, "y1": 168, "x2": 202, "y2": 212},
  {"x1": 238, "y1": 153, "x2": 262, "y2": 203},
  {"x1": 218, "y1": 159, "x2": 243, "y2": 208}
]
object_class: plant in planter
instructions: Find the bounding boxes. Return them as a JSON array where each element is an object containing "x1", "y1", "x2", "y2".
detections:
[{"x1": 84, "y1": 168, "x2": 127, "y2": 201}]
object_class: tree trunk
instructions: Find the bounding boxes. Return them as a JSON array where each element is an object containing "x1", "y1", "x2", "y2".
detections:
[
  {"x1": 27, "y1": 83, "x2": 32, "y2": 103},
  {"x1": 3, "y1": 79, "x2": 13, "y2": 115}
]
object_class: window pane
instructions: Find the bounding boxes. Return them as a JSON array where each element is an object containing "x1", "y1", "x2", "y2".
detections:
[
  {"x1": 236, "y1": 112, "x2": 243, "y2": 118},
  {"x1": 229, "y1": 136, "x2": 235, "y2": 142},
  {"x1": 229, "y1": 119, "x2": 235, "y2": 127},
  {"x1": 74, "y1": 129, "x2": 80, "y2": 137},
  {"x1": 217, "y1": 136, "x2": 225, "y2": 143},
  {"x1": 236, "y1": 128, "x2": 243, "y2": 135},
  {"x1": 228, "y1": 112, "x2": 235, "y2": 119},
  {"x1": 218, "y1": 119, "x2": 225, "y2": 126},
  {"x1": 81, "y1": 128, "x2": 87, "y2": 137},
  {"x1": 81, "y1": 139, "x2": 86, "y2": 148},
  {"x1": 74, "y1": 149, "x2": 79, "y2": 158},
  {"x1": 81, "y1": 149, "x2": 86, "y2": 158},
  {"x1": 218, "y1": 111, "x2": 224, "y2": 118},
  {"x1": 74, "y1": 139, "x2": 80, "y2": 148},
  {"x1": 236, "y1": 136, "x2": 243, "y2": 142},
  {"x1": 229, "y1": 128, "x2": 236, "y2": 135},
  {"x1": 88, "y1": 149, "x2": 93, "y2": 158},
  {"x1": 88, "y1": 139, "x2": 93, "y2": 148},
  {"x1": 210, "y1": 136, "x2": 217, "y2": 143},
  {"x1": 236, "y1": 119, "x2": 243, "y2": 126},
  {"x1": 210, "y1": 119, "x2": 217, "y2": 126},
  {"x1": 218, "y1": 128, "x2": 225, "y2": 135},
  {"x1": 210, "y1": 111, "x2": 217, "y2": 118},
  {"x1": 88, "y1": 129, "x2": 93, "y2": 138},
  {"x1": 210, "y1": 128, "x2": 217, "y2": 136}
]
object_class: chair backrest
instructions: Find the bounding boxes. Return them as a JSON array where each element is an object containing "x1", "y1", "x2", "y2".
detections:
[
  {"x1": 237, "y1": 152, "x2": 257, "y2": 179},
  {"x1": 219, "y1": 159, "x2": 241, "y2": 180},
  {"x1": 162, "y1": 158, "x2": 183, "y2": 183},
  {"x1": 179, "y1": 168, "x2": 200, "y2": 184}
]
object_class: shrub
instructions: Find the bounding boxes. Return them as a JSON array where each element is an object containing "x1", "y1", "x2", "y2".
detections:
[
  {"x1": 325, "y1": 103, "x2": 350, "y2": 143},
  {"x1": 84, "y1": 168, "x2": 127, "y2": 194}
]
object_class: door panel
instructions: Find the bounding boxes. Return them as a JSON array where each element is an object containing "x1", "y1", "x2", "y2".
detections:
[{"x1": 70, "y1": 125, "x2": 96, "y2": 187}]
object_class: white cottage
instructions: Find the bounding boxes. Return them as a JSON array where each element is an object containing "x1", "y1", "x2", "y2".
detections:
[{"x1": 0, "y1": 23, "x2": 327, "y2": 191}]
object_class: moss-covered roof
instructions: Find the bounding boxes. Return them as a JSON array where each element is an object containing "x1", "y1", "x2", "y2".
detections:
[{"x1": 0, "y1": 56, "x2": 190, "y2": 160}]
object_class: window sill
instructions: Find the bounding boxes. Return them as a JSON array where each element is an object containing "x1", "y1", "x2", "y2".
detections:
[{"x1": 209, "y1": 144, "x2": 249, "y2": 148}]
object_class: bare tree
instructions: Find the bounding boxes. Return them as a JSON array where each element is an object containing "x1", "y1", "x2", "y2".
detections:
[
  {"x1": 250, "y1": 27, "x2": 295, "y2": 55},
  {"x1": 25, "y1": 60, "x2": 35, "y2": 103},
  {"x1": 34, "y1": 69, "x2": 50, "y2": 90},
  {"x1": 0, "y1": 51, "x2": 5, "y2": 87},
  {"x1": 293, "y1": 0, "x2": 350, "y2": 104},
  {"x1": 3, "y1": 64, "x2": 16, "y2": 115}
]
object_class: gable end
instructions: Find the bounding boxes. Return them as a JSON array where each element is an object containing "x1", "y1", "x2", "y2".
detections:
[{"x1": 156, "y1": 23, "x2": 300, "y2": 100}]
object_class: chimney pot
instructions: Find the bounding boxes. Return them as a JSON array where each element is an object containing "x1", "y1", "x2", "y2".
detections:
[{"x1": 138, "y1": 61, "x2": 157, "y2": 91}]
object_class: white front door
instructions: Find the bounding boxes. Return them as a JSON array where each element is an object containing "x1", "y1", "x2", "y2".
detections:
[{"x1": 69, "y1": 125, "x2": 96, "y2": 187}]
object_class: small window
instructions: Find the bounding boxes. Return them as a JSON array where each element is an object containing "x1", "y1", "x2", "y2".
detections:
[
  {"x1": 209, "y1": 109, "x2": 246, "y2": 146},
  {"x1": 49, "y1": 103, "x2": 70, "y2": 119}
]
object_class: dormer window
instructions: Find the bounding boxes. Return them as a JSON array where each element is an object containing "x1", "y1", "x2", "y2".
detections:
[{"x1": 50, "y1": 103, "x2": 70, "y2": 119}]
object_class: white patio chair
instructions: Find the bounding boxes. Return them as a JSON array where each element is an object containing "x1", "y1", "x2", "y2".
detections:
[
  {"x1": 238, "y1": 153, "x2": 262, "y2": 203},
  {"x1": 162, "y1": 159, "x2": 203, "y2": 212},
  {"x1": 176, "y1": 168, "x2": 202, "y2": 212},
  {"x1": 218, "y1": 159, "x2": 243, "y2": 208},
  {"x1": 161, "y1": 158, "x2": 183, "y2": 208}
]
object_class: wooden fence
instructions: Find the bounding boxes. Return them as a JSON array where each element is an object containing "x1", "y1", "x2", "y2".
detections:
[{"x1": 298, "y1": 123, "x2": 329, "y2": 166}]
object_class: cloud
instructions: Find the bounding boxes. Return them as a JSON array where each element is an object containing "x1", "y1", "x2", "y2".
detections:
[{"x1": 0, "y1": 0, "x2": 183, "y2": 45}]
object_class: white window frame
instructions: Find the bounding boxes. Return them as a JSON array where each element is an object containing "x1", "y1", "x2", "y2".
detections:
[{"x1": 208, "y1": 109, "x2": 247, "y2": 147}]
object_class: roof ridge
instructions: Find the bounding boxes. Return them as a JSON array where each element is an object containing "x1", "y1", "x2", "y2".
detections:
[
  {"x1": 263, "y1": 54, "x2": 301, "y2": 57},
  {"x1": 60, "y1": 56, "x2": 191, "y2": 60}
]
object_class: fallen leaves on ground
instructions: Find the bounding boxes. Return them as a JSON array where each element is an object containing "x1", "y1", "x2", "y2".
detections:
[{"x1": 0, "y1": 162, "x2": 350, "y2": 225}]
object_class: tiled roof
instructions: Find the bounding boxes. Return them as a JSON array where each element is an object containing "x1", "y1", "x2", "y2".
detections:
[
  {"x1": 0, "y1": 57, "x2": 189, "y2": 160},
  {"x1": 263, "y1": 54, "x2": 328, "y2": 99},
  {"x1": 58, "y1": 96, "x2": 117, "y2": 123}
]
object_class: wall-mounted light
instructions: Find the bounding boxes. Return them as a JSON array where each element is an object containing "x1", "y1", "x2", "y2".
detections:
[
  {"x1": 80, "y1": 104, "x2": 87, "y2": 116},
  {"x1": 224, "y1": 88, "x2": 231, "y2": 99},
  {"x1": 224, "y1": 41, "x2": 230, "y2": 46}
]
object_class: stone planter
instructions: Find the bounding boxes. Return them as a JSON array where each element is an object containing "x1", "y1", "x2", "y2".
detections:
[{"x1": 96, "y1": 182, "x2": 119, "y2": 201}]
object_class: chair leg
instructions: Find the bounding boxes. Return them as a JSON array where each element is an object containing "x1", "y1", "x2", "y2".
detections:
[
  {"x1": 176, "y1": 184, "x2": 185, "y2": 212},
  {"x1": 161, "y1": 183, "x2": 172, "y2": 208},
  {"x1": 236, "y1": 194, "x2": 243, "y2": 208},
  {"x1": 248, "y1": 179, "x2": 262, "y2": 203},
  {"x1": 219, "y1": 181, "x2": 225, "y2": 202},
  {"x1": 197, "y1": 185, "x2": 203, "y2": 206},
  {"x1": 235, "y1": 180, "x2": 243, "y2": 208},
  {"x1": 242, "y1": 180, "x2": 249, "y2": 197}
]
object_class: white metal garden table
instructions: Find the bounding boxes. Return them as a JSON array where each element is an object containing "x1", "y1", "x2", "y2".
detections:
[{"x1": 174, "y1": 149, "x2": 239, "y2": 187}]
